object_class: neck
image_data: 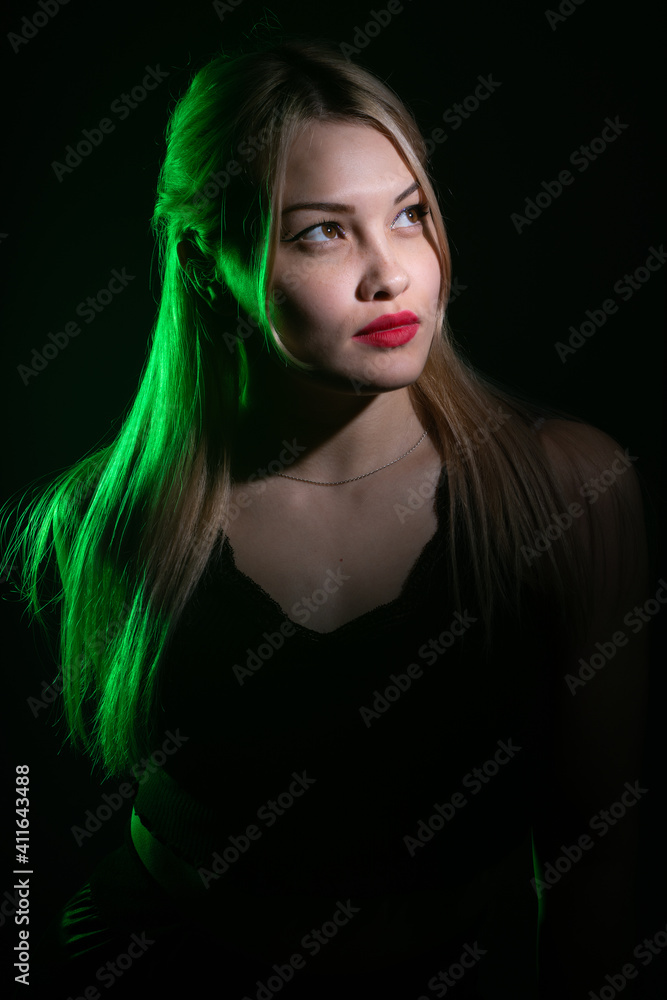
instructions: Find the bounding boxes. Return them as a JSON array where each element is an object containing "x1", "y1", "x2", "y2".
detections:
[{"x1": 232, "y1": 355, "x2": 429, "y2": 484}]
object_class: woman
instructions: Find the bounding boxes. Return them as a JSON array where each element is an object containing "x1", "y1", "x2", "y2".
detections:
[{"x1": 5, "y1": 39, "x2": 648, "y2": 998}]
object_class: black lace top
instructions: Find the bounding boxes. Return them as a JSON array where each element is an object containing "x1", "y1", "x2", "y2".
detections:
[{"x1": 134, "y1": 466, "x2": 561, "y2": 910}]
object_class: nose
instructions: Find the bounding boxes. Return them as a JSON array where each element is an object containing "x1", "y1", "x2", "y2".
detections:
[{"x1": 356, "y1": 237, "x2": 409, "y2": 301}]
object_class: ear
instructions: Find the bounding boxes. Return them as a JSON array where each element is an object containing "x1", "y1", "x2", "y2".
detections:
[{"x1": 177, "y1": 239, "x2": 223, "y2": 311}]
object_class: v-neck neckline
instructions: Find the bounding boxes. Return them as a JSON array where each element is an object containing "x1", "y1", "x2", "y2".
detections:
[{"x1": 220, "y1": 465, "x2": 449, "y2": 639}]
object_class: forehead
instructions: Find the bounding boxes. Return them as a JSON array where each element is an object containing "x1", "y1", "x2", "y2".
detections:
[{"x1": 282, "y1": 120, "x2": 414, "y2": 199}]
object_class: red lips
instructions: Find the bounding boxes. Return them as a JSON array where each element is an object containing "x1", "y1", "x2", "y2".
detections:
[{"x1": 353, "y1": 310, "x2": 419, "y2": 337}]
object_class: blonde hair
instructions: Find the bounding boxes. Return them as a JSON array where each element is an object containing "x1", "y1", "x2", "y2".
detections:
[{"x1": 2, "y1": 39, "x2": 595, "y2": 776}]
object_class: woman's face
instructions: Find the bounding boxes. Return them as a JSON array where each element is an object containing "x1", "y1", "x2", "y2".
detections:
[{"x1": 268, "y1": 121, "x2": 442, "y2": 393}]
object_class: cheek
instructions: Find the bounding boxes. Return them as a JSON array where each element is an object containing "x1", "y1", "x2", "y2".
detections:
[
  {"x1": 421, "y1": 251, "x2": 444, "y2": 324},
  {"x1": 269, "y1": 289, "x2": 316, "y2": 353},
  {"x1": 273, "y1": 251, "x2": 326, "y2": 297},
  {"x1": 272, "y1": 266, "x2": 343, "y2": 329},
  {"x1": 420, "y1": 240, "x2": 442, "y2": 287}
]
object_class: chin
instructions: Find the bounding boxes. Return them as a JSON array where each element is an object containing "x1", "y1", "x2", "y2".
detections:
[
  {"x1": 335, "y1": 363, "x2": 426, "y2": 396},
  {"x1": 287, "y1": 345, "x2": 429, "y2": 395},
  {"x1": 349, "y1": 353, "x2": 428, "y2": 390},
  {"x1": 349, "y1": 375, "x2": 422, "y2": 395}
]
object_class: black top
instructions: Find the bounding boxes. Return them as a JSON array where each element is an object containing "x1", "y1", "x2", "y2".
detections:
[{"x1": 135, "y1": 465, "x2": 562, "y2": 907}]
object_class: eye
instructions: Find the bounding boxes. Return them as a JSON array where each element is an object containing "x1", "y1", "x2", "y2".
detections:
[
  {"x1": 280, "y1": 201, "x2": 430, "y2": 244},
  {"x1": 303, "y1": 222, "x2": 344, "y2": 242},
  {"x1": 392, "y1": 202, "x2": 430, "y2": 229},
  {"x1": 281, "y1": 220, "x2": 344, "y2": 243}
]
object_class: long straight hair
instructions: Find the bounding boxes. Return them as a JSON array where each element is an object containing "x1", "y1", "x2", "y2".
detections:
[{"x1": 2, "y1": 40, "x2": 604, "y2": 776}]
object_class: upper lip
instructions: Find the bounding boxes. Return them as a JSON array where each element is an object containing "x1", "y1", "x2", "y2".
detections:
[{"x1": 353, "y1": 310, "x2": 420, "y2": 336}]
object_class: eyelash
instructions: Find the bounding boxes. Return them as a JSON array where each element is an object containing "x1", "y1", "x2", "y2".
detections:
[{"x1": 281, "y1": 201, "x2": 431, "y2": 243}]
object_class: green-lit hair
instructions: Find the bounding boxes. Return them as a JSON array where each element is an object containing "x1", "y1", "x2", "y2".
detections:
[{"x1": 2, "y1": 40, "x2": 598, "y2": 776}]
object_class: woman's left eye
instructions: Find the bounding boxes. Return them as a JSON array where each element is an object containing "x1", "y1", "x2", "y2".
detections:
[{"x1": 392, "y1": 202, "x2": 430, "y2": 229}]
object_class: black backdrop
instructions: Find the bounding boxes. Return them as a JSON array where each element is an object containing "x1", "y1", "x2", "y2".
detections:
[{"x1": 1, "y1": 0, "x2": 664, "y2": 994}]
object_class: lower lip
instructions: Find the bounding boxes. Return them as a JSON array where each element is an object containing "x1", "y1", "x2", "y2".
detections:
[{"x1": 352, "y1": 324, "x2": 419, "y2": 348}]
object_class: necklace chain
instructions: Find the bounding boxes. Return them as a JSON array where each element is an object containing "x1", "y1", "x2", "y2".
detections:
[{"x1": 275, "y1": 429, "x2": 429, "y2": 486}]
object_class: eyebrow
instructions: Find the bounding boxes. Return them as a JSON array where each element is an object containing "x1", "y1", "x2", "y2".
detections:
[{"x1": 282, "y1": 179, "x2": 421, "y2": 215}]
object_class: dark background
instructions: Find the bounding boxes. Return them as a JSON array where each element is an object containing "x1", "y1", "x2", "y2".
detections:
[{"x1": 1, "y1": 0, "x2": 664, "y2": 993}]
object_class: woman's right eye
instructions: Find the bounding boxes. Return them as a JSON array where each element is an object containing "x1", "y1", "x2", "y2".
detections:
[
  {"x1": 281, "y1": 221, "x2": 345, "y2": 243},
  {"x1": 302, "y1": 222, "x2": 343, "y2": 242}
]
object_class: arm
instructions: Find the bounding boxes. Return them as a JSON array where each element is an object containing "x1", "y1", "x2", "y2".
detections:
[{"x1": 533, "y1": 420, "x2": 650, "y2": 998}]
